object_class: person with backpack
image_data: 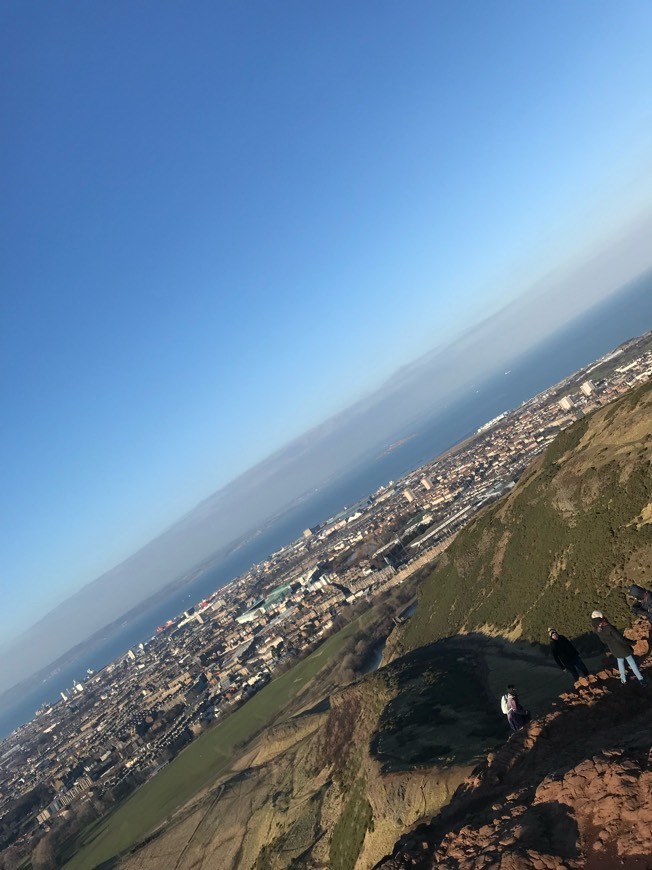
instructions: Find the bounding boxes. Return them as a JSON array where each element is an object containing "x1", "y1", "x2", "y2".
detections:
[
  {"x1": 548, "y1": 628, "x2": 589, "y2": 682},
  {"x1": 591, "y1": 609, "x2": 647, "y2": 687},
  {"x1": 501, "y1": 684, "x2": 530, "y2": 732}
]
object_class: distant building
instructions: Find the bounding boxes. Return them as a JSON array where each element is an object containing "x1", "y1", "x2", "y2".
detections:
[
  {"x1": 558, "y1": 396, "x2": 574, "y2": 411},
  {"x1": 420, "y1": 477, "x2": 433, "y2": 491},
  {"x1": 477, "y1": 411, "x2": 507, "y2": 434},
  {"x1": 403, "y1": 488, "x2": 416, "y2": 503},
  {"x1": 236, "y1": 609, "x2": 262, "y2": 625},
  {"x1": 178, "y1": 611, "x2": 205, "y2": 629},
  {"x1": 580, "y1": 380, "x2": 594, "y2": 396},
  {"x1": 303, "y1": 528, "x2": 313, "y2": 538}
]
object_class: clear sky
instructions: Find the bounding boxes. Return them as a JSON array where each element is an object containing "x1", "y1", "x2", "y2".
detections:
[{"x1": 2, "y1": 2, "x2": 652, "y2": 647}]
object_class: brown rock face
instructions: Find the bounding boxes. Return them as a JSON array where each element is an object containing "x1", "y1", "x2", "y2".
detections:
[
  {"x1": 625, "y1": 620, "x2": 651, "y2": 658},
  {"x1": 375, "y1": 620, "x2": 652, "y2": 869}
]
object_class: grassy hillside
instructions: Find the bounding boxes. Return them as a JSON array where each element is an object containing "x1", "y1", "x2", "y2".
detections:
[
  {"x1": 61, "y1": 380, "x2": 652, "y2": 870},
  {"x1": 62, "y1": 618, "x2": 366, "y2": 870},
  {"x1": 111, "y1": 632, "x2": 573, "y2": 870},
  {"x1": 401, "y1": 380, "x2": 652, "y2": 653}
]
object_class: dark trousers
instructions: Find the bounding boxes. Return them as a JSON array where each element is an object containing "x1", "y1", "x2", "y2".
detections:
[
  {"x1": 566, "y1": 656, "x2": 589, "y2": 680},
  {"x1": 508, "y1": 709, "x2": 530, "y2": 731}
]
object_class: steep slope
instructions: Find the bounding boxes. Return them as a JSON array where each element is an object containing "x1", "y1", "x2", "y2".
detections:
[
  {"x1": 375, "y1": 620, "x2": 652, "y2": 869},
  {"x1": 118, "y1": 637, "x2": 548, "y2": 870},
  {"x1": 398, "y1": 379, "x2": 652, "y2": 655},
  {"x1": 120, "y1": 382, "x2": 652, "y2": 870}
]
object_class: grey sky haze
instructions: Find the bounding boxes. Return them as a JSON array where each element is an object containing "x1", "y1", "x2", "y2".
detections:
[
  {"x1": 5, "y1": 2, "x2": 652, "y2": 675},
  {"x1": 2, "y1": 215, "x2": 651, "y2": 696}
]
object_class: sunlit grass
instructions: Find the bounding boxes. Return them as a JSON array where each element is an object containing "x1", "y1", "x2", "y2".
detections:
[{"x1": 63, "y1": 617, "x2": 364, "y2": 869}]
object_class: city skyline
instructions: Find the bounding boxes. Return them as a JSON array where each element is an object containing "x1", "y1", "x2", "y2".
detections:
[
  {"x1": 2, "y1": 2, "x2": 652, "y2": 682},
  {"x1": 1, "y1": 274, "x2": 651, "y2": 705}
]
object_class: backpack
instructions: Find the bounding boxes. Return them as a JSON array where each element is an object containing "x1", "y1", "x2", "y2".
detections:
[{"x1": 500, "y1": 694, "x2": 510, "y2": 715}]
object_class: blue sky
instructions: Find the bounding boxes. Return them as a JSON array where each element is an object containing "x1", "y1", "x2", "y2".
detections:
[{"x1": 2, "y1": 2, "x2": 652, "y2": 647}]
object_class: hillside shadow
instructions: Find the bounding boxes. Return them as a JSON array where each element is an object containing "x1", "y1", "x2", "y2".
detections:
[
  {"x1": 499, "y1": 800, "x2": 580, "y2": 859},
  {"x1": 370, "y1": 639, "x2": 506, "y2": 772},
  {"x1": 401, "y1": 645, "x2": 652, "y2": 865},
  {"x1": 568, "y1": 630, "x2": 606, "y2": 657},
  {"x1": 293, "y1": 696, "x2": 331, "y2": 717},
  {"x1": 369, "y1": 630, "x2": 644, "y2": 774}
]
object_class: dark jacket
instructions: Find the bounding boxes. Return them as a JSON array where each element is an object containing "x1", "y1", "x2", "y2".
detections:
[
  {"x1": 629, "y1": 585, "x2": 652, "y2": 624},
  {"x1": 550, "y1": 634, "x2": 580, "y2": 669},
  {"x1": 591, "y1": 617, "x2": 633, "y2": 658}
]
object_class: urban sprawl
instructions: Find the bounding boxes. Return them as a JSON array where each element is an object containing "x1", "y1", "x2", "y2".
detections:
[{"x1": 2, "y1": 332, "x2": 652, "y2": 858}]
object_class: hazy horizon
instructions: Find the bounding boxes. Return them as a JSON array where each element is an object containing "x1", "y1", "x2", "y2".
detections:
[
  {"x1": 2, "y1": 262, "x2": 652, "y2": 699},
  {"x1": 3, "y1": 3, "x2": 652, "y2": 697}
]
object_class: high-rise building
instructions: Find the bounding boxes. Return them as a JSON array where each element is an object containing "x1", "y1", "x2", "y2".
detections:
[
  {"x1": 558, "y1": 396, "x2": 574, "y2": 411},
  {"x1": 404, "y1": 488, "x2": 416, "y2": 503},
  {"x1": 580, "y1": 380, "x2": 594, "y2": 396},
  {"x1": 420, "y1": 476, "x2": 433, "y2": 491}
]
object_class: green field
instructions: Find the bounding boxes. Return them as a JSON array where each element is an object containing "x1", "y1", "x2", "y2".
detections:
[{"x1": 63, "y1": 618, "x2": 364, "y2": 870}]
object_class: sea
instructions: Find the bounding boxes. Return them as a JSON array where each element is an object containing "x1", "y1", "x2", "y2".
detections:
[{"x1": 1, "y1": 271, "x2": 651, "y2": 740}]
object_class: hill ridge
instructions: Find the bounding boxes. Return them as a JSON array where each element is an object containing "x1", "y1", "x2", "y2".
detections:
[
  {"x1": 375, "y1": 619, "x2": 652, "y2": 869},
  {"x1": 396, "y1": 379, "x2": 652, "y2": 656}
]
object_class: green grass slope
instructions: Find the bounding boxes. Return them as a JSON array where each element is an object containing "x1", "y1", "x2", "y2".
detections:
[
  {"x1": 111, "y1": 633, "x2": 560, "y2": 870},
  {"x1": 62, "y1": 619, "x2": 364, "y2": 870},
  {"x1": 402, "y1": 380, "x2": 652, "y2": 653}
]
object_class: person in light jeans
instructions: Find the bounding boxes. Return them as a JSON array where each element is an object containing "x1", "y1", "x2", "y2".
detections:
[{"x1": 591, "y1": 609, "x2": 647, "y2": 687}]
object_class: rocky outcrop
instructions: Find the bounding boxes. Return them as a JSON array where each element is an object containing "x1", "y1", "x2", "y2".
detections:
[{"x1": 375, "y1": 619, "x2": 652, "y2": 869}]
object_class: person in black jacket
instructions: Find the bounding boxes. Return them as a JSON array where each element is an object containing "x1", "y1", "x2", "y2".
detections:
[
  {"x1": 628, "y1": 585, "x2": 652, "y2": 624},
  {"x1": 548, "y1": 628, "x2": 589, "y2": 681},
  {"x1": 591, "y1": 609, "x2": 647, "y2": 686}
]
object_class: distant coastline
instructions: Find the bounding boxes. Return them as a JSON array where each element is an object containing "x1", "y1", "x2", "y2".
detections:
[
  {"x1": 1, "y1": 269, "x2": 651, "y2": 740},
  {"x1": 380, "y1": 434, "x2": 416, "y2": 457}
]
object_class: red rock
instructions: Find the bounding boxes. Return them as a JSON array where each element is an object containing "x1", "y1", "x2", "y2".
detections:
[
  {"x1": 372, "y1": 639, "x2": 652, "y2": 870},
  {"x1": 633, "y1": 639, "x2": 649, "y2": 656}
]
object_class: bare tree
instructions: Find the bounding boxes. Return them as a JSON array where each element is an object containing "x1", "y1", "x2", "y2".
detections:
[
  {"x1": 0, "y1": 845, "x2": 22, "y2": 870},
  {"x1": 31, "y1": 836, "x2": 56, "y2": 870}
]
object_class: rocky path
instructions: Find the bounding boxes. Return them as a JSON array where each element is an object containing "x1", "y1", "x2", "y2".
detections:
[{"x1": 375, "y1": 621, "x2": 652, "y2": 869}]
